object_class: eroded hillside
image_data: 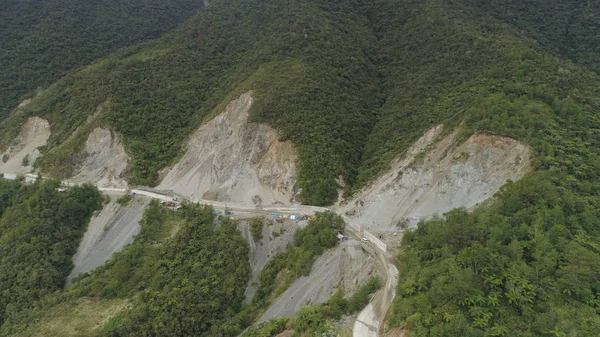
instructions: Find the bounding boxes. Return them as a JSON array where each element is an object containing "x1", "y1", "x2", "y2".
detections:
[
  {"x1": 259, "y1": 240, "x2": 379, "y2": 323},
  {"x1": 341, "y1": 125, "x2": 532, "y2": 231},
  {"x1": 68, "y1": 197, "x2": 151, "y2": 284},
  {"x1": 238, "y1": 216, "x2": 380, "y2": 323},
  {"x1": 67, "y1": 128, "x2": 130, "y2": 189},
  {"x1": 1, "y1": 0, "x2": 600, "y2": 335},
  {"x1": 0, "y1": 117, "x2": 50, "y2": 174},
  {"x1": 159, "y1": 92, "x2": 298, "y2": 205}
]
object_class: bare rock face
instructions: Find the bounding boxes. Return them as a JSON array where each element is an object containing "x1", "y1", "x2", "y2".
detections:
[
  {"x1": 159, "y1": 91, "x2": 298, "y2": 205},
  {"x1": 67, "y1": 197, "x2": 151, "y2": 284},
  {"x1": 258, "y1": 240, "x2": 379, "y2": 323},
  {"x1": 339, "y1": 125, "x2": 532, "y2": 231},
  {"x1": 17, "y1": 98, "x2": 32, "y2": 109},
  {"x1": 67, "y1": 128, "x2": 130, "y2": 189},
  {"x1": 239, "y1": 218, "x2": 303, "y2": 302},
  {"x1": 0, "y1": 117, "x2": 50, "y2": 174}
]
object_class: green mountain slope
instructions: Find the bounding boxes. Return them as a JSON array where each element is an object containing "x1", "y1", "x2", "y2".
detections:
[
  {"x1": 0, "y1": 0, "x2": 597, "y2": 201},
  {"x1": 7, "y1": 0, "x2": 597, "y2": 206},
  {"x1": 0, "y1": 203, "x2": 346, "y2": 337},
  {"x1": 1, "y1": 1, "x2": 598, "y2": 202},
  {"x1": 463, "y1": 0, "x2": 600, "y2": 74},
  {"x1": 0, "y1": 0, "x2": 206, "y2": 121},
  {"x1": 1, "y1": 0, "x2": 381, "y2": 205},
  {"x1": 0, "y1": 0, "x2": 600, "y2": 336},
  {"x1": 0, "y1": 179, "x2": 101, "y2": 327},
  {"x1": 364, "y1": 1, "x2": 600, "y2": 336}
]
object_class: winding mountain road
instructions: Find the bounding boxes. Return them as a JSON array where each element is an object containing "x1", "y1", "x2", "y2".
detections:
[
  {"x1": 342, "y1": 217, "x2": 399, "y2": 337},
  {"x1": 353, "y1": 249, "x2": 398, "y2": 337},
  {"x1": 1, "y1": 173, "x2": 398, "y2": 336}
]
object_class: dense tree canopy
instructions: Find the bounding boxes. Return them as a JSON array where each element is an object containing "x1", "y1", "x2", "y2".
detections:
[
  {"x1": 3, "y1": 0, "x2": 599, "y2": 206},
  {"x1": 1, "y1": 1, "x2": 600, "y2": 334},
  {"x1": 0, "y1": 179, "x2": 101, "y2": 327},
  {"x1": 346, "y1": 1, "x2": 600, "y2": 336},
  {"x1": 0, "y1": 201, "x2": 348, "y2": 336},
  {"x1": 385, "y1": 4, "x2": 600, "y2": 333},
  {"x1": 463, "y1": 0, "x2": 600, "y2": 74},
  {"x1": 391, "y1": 175, "x2": 600, "y2": 336},
  {"x1": 0, "y1": 0, "x2": 206, "y2": 121}
]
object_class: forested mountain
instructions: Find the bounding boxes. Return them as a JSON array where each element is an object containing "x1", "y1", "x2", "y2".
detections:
[
  {"x1": 465, "y1": 0, "x2": 600, "y2": 74},
  {"x1": 0, "y1": 179, "x2": 101, "y2": 327},
  {"x1": 0, "y1": 201, "x2": 348, "y2": 336},
  {"x1": 0, "y1": 0, "x2": 206, "y2": 120},
  {"x1": 0, "y1": 0, "x2": 599, "y2": 336},
  {"x1": 366, "y1": 1, "x2": 600, "y2": 335},
  {"x1": 1, "y1": 0, "x2": 383, "y2": 204},
  {"x1": 3, "y1": 0, "x2": 598, "y2": 205}
]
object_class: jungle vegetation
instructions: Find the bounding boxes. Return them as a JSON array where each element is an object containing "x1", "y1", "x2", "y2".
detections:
[
  {"x1": 367, "y1": 2, "x2": 600, "y2": 336},
  {"x1": 0, "y1": 203, "x2": 348, "y2": 336},
  {"x1": 0, "y1": 179, "x2": 101, "y2": 327},
  {"x1": 0, "y1": 1, "x2": 599, "y2": 335},
  {"x1": 0, "y1": 0, "x2": 206, "y2": 121},
  {"x1": 1, "y1": 0, "x2": 598, "y2": 206}
]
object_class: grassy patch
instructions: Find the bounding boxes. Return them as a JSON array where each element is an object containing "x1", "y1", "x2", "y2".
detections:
[{"x1": 11, "y1": 298, "x2": 128, "y2": 337}]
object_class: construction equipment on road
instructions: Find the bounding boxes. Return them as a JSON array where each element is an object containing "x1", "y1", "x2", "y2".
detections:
[
  {"x1": 160, "y1": 200, "x2": 182, "y2": 211},
  {"x1": 211, "y1": 209, "x2": 233, "y2": 215},
  {"x1": 337, "y1": 233, "x2": 348, "y2": 241}
]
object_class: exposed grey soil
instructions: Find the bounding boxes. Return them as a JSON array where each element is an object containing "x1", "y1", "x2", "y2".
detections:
[
  {"x1": 239, "y1": 217, "x2": 303, "y2": 302},
  {"x1": 0, "y1": 117, "x2": 50, "y2": 174},
  {"x1": 67, "y1": 127, "x2": 129, "y2": 189},
  {"x1": 339, "y1": 125, "x2": 532, "y2": 233},
  {"x1": 67, "y1": 196, "x2": 150, "y2": 284},
  {"x1": 159, "y1": 92, "x2": 298, "y2": 206},
  {"x1": 258, "y1": 239, "x2": 381, "y2": 323}
]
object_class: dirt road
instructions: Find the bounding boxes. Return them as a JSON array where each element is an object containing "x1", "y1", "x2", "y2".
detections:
[
  {"x1": 341, "y1": 217, "x2": 399, "y2": 337},
  {"x1": 348, "y1": 230, "x2": 398, "y2": 337},
  {"x1": 353, "y1": 250, "x2": 398, "y2": 337}
]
